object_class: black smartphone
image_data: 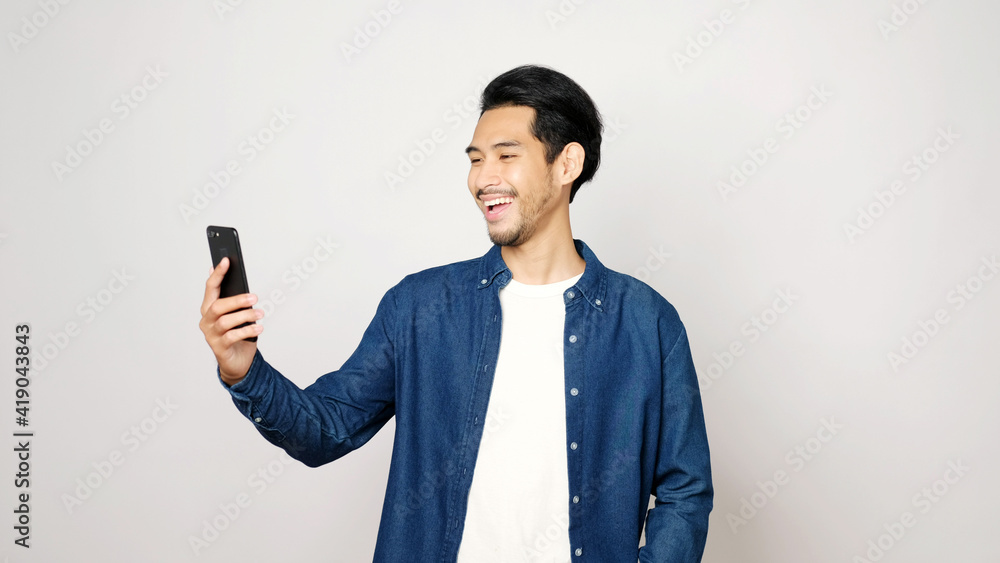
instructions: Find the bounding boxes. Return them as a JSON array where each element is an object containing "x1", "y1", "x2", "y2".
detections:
[{"x1": 206, "y1": 225, "x2": 257, "y2": 342}]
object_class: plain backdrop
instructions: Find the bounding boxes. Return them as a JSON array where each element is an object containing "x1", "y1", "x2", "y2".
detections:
[{"x1": 0, "y1": 1, "x2": 997, "y2": 561}]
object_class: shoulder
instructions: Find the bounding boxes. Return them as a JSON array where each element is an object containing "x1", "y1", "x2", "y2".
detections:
[
  {"x1": 609, "y1": 269, "x2": 681, "y2": 315},
  {"x1": 396, "y1": 254, "x2": 481, "y2": 287},
  {"x1": 383, "y1": 252, "x2": 485, "y2": 306},
  {"x1": 601, "y1": 266, "x2": 687, "y2": 348},
  {"x1": 579, "y1": 239, "x2": 685, "y2": 329},
  {"x1": 577, "y1": 240, "x2": 674, "y2": 316}
]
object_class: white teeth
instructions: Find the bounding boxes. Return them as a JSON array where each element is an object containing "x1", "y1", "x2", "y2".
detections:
[{"x1": 484, "y1": 196, "x2": 514, "y2": 206}]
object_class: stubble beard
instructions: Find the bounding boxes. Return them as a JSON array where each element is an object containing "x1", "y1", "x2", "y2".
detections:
[{"x1": 486, "y1": 177, "x2": 558, "y2": 247}]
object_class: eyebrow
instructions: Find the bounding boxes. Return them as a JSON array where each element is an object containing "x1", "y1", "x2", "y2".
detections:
[{"x1": 465, "y1": 140, "x2": 523, "y2": 154}]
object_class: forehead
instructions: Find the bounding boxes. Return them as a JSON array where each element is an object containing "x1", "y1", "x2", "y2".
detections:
[{"x1": 468, "y1": 106, "x2": 539, "y2": 151}]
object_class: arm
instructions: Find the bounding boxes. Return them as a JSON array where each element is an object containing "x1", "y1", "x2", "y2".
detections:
[
  {"x1": 200, "y1": 258, "x2": 397, "y2": 466},
  {"x1": 223, "y1": 289, "x2": 397, "y2": 466},
  {"x1": 639, "y1": 327, "x2": 713, "y2": 562}
]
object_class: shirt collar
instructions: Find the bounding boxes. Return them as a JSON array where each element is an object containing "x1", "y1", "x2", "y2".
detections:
[{"x1": 477, "y1": 239, "x2": 607, "y2": 312}]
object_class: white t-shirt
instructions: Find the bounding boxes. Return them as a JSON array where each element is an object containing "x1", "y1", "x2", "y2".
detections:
[{"x1": 457, "y1": 273, "x2": 582, "y2": 563}]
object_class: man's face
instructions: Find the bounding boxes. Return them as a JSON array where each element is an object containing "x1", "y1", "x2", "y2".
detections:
[{"x1": 466, "y1": 106, "x2": 561, "y2": 247}]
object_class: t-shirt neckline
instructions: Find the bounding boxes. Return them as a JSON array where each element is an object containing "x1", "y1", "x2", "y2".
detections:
[{"x1": 503, "y1": 273, "x2": 583, "y2": 298}]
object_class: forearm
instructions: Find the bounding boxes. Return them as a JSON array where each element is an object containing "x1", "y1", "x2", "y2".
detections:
[{"x1": 221, "y1": 349, "x2": 394, "y2": 467}]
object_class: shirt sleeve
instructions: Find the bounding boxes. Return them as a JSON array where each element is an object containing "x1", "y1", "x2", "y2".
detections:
[
  {"x1": 218, "y1": 286, "x2": 398, "y2": 467},
  {"x1": 639, "y1": 326, "x2": 714, "y2": 562}
]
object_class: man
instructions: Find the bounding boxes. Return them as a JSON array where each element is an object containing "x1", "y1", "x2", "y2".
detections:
[{"x1": 200, "y1": 65, "x2": 712, "y2": 561}]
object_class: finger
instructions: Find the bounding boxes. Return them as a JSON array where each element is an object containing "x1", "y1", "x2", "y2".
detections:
[
  {"x1": 201, "y1": 257, "x2": 230, "y2": 315},
  {"x1": 206, "y1": 293, "x2": 258, "y2": 324},
  {"x1": 216, "y1": 306, "x2": 264, "y2": 333},
  {"x1": 218, "y1": 293, "x2": 258, "y2": 315},
  {"x1": 209, "y1": 256, "x2": 230, "y2": 286},
  {"x1": 223, "y1": 321, "x2": 264, "y2": 345},
  {"x1": 202, "y1": 307, "x2": 259, "y2": 350}
]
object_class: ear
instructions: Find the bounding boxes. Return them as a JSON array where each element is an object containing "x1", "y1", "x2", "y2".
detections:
[{"x1": 553, "y1": 142, "x2": 585, "y2": 188}]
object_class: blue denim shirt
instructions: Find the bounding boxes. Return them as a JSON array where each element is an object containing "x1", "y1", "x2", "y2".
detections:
[{"x1": 222, "y1": 239, "x2": 712, "y2": 562}]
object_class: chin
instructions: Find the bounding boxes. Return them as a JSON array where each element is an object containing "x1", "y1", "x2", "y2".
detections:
[
  {"x1": 487, "y1": 225, "x2": 532, "y2": 247},
  {"x1": 488, "y1": 233, "x2": 518, "y2": 246},
  {"x1": 487, "y1": 226, "x2": 519, "y2": 247}
]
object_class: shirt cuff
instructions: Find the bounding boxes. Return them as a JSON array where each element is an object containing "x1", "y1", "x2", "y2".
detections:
[{"x1": 216, "y1": 349, "x2": 265, "y2": 397}]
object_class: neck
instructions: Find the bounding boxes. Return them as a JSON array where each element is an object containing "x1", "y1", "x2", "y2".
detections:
[{"x1": 500, "y1": 223, "x2": 585, "y2": 285}]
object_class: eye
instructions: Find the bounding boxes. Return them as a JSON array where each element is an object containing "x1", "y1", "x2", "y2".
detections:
[
  {"x1": 469, "y1": 157, "x2": 482, "y2": 164},
  {"x1": 500, "y1": 154, "x2": 516, "y2": 160}
]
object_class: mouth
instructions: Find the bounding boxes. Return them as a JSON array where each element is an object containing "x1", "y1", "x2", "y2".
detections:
[{"x1": 482, "y1": 195, "x2": 514, "y2": 220}]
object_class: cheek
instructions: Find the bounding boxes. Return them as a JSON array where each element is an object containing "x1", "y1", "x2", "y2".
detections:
[{"x1": 503, "y1": 166, "x2": 525, "y2": 192}]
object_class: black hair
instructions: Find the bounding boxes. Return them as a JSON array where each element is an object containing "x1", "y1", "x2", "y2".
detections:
[{"x1": 479, "y1": 65, "x2": 603, "y2": 203}]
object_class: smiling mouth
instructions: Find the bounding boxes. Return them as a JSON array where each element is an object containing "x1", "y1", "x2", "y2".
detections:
[{"x1": 483, "y1": 196, "x2": 514, "y2": 218}]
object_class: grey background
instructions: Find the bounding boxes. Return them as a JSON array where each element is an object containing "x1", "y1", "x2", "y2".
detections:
[{"x1": 0, "y1": 1, "x2": 996, "y2": 561}]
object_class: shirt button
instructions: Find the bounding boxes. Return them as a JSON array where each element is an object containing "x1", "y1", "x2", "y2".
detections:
[
  {"x1": 595, "y1": 299, "x2": 602, "y2": 306},
  {"x1": 254, "y1": 417, "x2": 261, "y2": 423},
  {"x1": 480, "y1": 279, "x2": 487, "y2": 285},
  {"x1": 568, "y1": 335, "x2": 577, "y2": 343},
  {"x1": 570, "y1": 388, "x2": 579, "y2": 396},
  {"x1": 567, "y1": 291, "x2": 575, "y2": 299},
  {"x1": 575, "y1": 547, "x2": 583, "y2": 556},
  {"x1": 573, "y1": 495, "x2": 580, "y2": 504},
  {"x1": 570, "y1": 442, "x2": 578, "y2": 450}
]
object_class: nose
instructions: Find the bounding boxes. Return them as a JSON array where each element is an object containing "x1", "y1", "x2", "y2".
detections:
[{"x1": 470, "y1": 158, "x2": 501, "y2": 194}]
